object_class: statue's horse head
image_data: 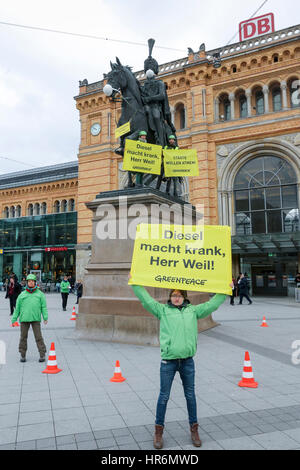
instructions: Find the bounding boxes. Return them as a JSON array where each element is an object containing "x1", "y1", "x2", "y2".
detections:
[{"x1": 103, "y1": 57, "x2": 134, "y2": 99}]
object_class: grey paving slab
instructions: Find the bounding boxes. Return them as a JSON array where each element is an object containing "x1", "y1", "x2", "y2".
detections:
[
  {"x1": 252, "y1": 431, "x2": 300, "y2": 450},
  {"x1": 16, "y1": 422, "x2": 55, "y2": 442},
  {"x1": 56, "y1": 434, "x2": 76, "y2": 446},
  {"x1": 96, "y1": 437, "x2": 118, "y2": 449},
  {"x1": 219, "y1": 436, "x2": 265, "y2": 450}
]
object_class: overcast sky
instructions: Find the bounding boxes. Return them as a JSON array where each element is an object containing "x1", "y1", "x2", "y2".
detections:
[{"x1": 0, "y1": 0, "x2": 299, "y2": 175}]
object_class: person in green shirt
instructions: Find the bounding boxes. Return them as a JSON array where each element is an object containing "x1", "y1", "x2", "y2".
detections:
[
  {"x1": 60, "y1": 275, "x2": 71, "y2": 311},
  {"x1": 12, "y1": 274, "x2": 48, "y2": 363},
  {"x1": 129, "y1": 273, "x2": 232, "y2": 449}
]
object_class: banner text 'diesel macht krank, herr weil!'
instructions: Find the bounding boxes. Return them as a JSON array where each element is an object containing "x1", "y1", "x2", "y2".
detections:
[
  {"x1": 129, "y1": 224, "x2": 232, "y2": 295},
  {"x1": 123, "y1": 139, "x2": 162, "y2": 175}
]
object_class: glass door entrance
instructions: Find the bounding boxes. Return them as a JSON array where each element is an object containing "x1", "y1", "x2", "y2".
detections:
[{"x1": 252, "y1": 264, "x2": 288, "y2": 296}]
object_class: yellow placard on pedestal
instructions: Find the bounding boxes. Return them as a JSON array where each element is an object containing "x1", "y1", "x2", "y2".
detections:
[
  {"x1": 115, "y1": 121, "x2": 131, "y2": 139},
  {"x1": 129, "y1": 224, "x2": 232, "y2": 295},
  {"x1": 123, "y1": 139, "x2": 162, "y2": 175},
  {"x1": 163, "y1": 149, "x2": 199, "y2": 177}
]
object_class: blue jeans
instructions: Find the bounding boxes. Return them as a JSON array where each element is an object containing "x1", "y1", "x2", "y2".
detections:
[{"x1": 156, "y1": 357, "x2": 198, "y2": 426}]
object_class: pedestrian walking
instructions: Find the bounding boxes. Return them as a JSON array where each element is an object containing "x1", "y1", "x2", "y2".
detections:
[
  {"x1": 11, "y1": 274, "x2": 48, "y2": 363},
  {"x1": 295, "y1": 272, "x2": 300, "y2": 287},
  {"x1": 75, "y1": 280, "x2": 83, "y2": 304},
  {"x1": 5, "y1": 275, "x2": 22, "y2": 316},
  {"x1": 60, "y1": 275, "x2": 70, "y2": 311},
  {"x1": 130, "y1": 273, "x2": 232, "y2": 449},
  {"x1": 238, "y1": 273, "x2": 252, "y2": 305},
  {"x1": 230, "y1": 276, "x2": 237, "y2": 305}
]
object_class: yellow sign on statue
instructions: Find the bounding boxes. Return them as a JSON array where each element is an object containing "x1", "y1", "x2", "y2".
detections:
[
  {"x1": 123, "y1": 139, "x2": 162, "y2": 175},
  {"x1": 129, "y1": 224, "x2": 232, "y2": 295},
  {"x1": 163, "y1": 149, "x2": 199, "y2": 177},
  {"x1": 115, "y1": 121, "x2": 131, "y2": 139}
]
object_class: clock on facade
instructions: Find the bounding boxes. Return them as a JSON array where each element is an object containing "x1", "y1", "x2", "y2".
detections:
[{"x1": 90, "y1": 123, "x2": 101, "y2": 136}]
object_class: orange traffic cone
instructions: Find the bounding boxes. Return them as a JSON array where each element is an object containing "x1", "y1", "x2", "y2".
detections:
[
  {"x1": 70, "y1": 306, "x2": 76, "y2": 321},
  {"x1": 261, "y1": 316, "x2": 269, "y2": 327},
  {"x1": 12, "y1": 322, "x2": 19, "y2": 327},
  {"x1": 42, "y1": 342, "x2": 62, "y2": 374},
  {"x1": 110, "y1": 360, "x2": 126, "y2": 383},
  {"x1": 238, "y1": 351, "x2": 258, "y2": 388}
]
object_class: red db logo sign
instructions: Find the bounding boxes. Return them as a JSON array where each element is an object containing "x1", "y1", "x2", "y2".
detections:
[{"x1": 239, "y1": 13, "x2": 275, "y2": 42}]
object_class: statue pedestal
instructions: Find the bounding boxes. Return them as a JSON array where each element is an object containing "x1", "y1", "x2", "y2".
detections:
[{"x1": 75, "y1": 188, "x2": 219, "y2": 345}]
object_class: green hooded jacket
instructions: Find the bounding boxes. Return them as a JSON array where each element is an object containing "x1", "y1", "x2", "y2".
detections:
[
  {"x1": 131, "y1": 285, "x2": 226, "y2": 360},
  {"x1": 12, "y1": 288, "x2": 48, "y2": 323}
]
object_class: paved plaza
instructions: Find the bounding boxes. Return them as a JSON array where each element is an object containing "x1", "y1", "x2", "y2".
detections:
[{"x1": 0, "y1": 290, "x2": 300, "y2": 450}]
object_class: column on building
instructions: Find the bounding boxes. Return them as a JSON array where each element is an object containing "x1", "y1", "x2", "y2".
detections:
[
  {"x1": 281, "y1": 80, "x2": 288, "y2": 110},
  {"x1": 245, "y1": 89, "x2": 252, "y2": 117},
  {"x1": 229, "y1": 93, "x2": 235, "y2": 120},
  {"x1": 214, "y1": 97, "x2": 220, "y2": 122},
  {"x1": 263, "y1": 85, "x2": 269, "y2": 113}
]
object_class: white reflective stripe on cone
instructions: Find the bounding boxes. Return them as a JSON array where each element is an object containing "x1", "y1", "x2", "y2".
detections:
[
  {"x1": 47, "y1": 360, "x2": 57, "y2": 366},
  {"x1": 115, "y1": 368, "x2": 121, "y2": 373},
  {"x1": 244, "y1": 361, "x2": 251, "y2": 367},
  {"x1": 242, "y1": 372, "x2": 254, "y2": 378}
]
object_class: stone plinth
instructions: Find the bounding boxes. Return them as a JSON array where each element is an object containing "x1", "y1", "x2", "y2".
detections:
[{"x1": 75, "y1": 188, "x2": 219, "y2": 345}]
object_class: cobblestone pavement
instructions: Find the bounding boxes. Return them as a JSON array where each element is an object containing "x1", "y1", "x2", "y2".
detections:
[{"x1": 0, "y1": 291, "x2": 300, "y2": 450}]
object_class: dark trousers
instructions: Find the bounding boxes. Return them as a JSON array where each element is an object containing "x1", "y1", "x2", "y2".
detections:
[
  {"x1": 19, "y1": 322, "x2": 46, "y2": 357},
  {"x1": 61, "y1": 293, "x2": 69, "y2": 309},
  {"x1": 156, "y1": 357, "x2": 197, "y2": 426},
  {"x1": 9, "y1": 297, "x2": 16, "y2": 315},
  {"x1": 239, "y1": 293, "x2": 252, "y2": 304},
  {"x1": 76, "y1": 294, "x2": 82, "y2": 304}
]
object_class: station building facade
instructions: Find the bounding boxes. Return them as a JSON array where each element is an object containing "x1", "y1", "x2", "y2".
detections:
[
  {"x1": 0, "y1": 162, "x2": 78, "y2": 282},
  {"x1": 0, "y1": 23, "x2": 299, "y2": 295},
  {"x1": 74, "y1": 23, "x2": 300, "y2": 296}
]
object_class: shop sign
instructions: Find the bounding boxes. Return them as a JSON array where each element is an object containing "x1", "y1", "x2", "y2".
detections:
[{"x1": 45, "y1": 247, "x2": 68, "y2": 252}]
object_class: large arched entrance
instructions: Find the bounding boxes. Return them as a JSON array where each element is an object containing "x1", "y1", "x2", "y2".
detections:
[{"x1": 218, "y1": 139, "x2": 300, "y2": 296}]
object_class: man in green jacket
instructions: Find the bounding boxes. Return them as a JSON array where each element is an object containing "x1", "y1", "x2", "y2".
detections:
[
  {"x1": 60, "y1": 275, "x2": 71, "y2": 311},
  {"x1": 12, "y1": 274, "x2": 48, "y2": 363},
  {"x1": 130, "y1": 277, "x2": 231, "y2": 449}
]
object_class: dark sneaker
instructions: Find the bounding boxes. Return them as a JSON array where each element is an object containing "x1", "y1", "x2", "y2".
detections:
[
  {"x1": 20, "y1": 356, "x2": 26, "y2": 363},
  {"x1": 39, "y1": 356, "x2": 45, "y2": 363}
]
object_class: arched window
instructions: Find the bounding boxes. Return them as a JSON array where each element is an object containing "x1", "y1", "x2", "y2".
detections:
[
  {"x1": 54, "y1": 200, "x2": 60, "y2": 213},
  {"x1": 68, "y1": 199, "x2": 75, "y2": 212},
  {"x1": 255, "y1": 90, "x2": 264, "y2": 115},
  {"x1": 61, "y1": 200, "x2": 67, "y2": 213},
  {"x1": 234, "y1": 156, "x2": 299, "y2": 235},
  {"x1": 28, "y1": 204, "x2": 33, "y2": 216},
  {"x1": 272, "y1": 87, "x2": 282, "y2": 112},
  {"x1": 16, "y1": 205, "x2": 21, "y2": 217},
  {"x1": 34, "y1": 203, "x2": 40, "y2": 216},
  {"x1": 41, "y1": 202, "x2": 47, "y2": 215},
  {"x1": 3, "y1": 207, "x2": 9, "y2": 218},
  {"x1": 174, "y1": 103, "x2": 186, "y2": 129},
  {"x1": 9, "y1": 206, "x2": 15, "y2": 218},
  {"x1": 219, "y1": 94, "x2": 231, "y2": 121},
  {"x1": 239, "y1": 95, "x2": 247, "y2": 118}
]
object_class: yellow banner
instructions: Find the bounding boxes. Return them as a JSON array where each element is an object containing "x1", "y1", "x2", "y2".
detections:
[
  {"x1": 129, "y1": 224, "x2": 232, "y2": 295},
  {"x1": 163, "y1": 149, "x2": 199, "y2": 177},
  {"x1": 123, "y1": 139, "x2": 162, "y2": 175},
  {"x1": 115, "y1": 121, "x2": 131, "y2": 139}
]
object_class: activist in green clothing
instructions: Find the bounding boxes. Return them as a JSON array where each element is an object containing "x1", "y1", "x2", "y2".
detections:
[
  {"x1": 131, "y1": 284, "x2": 226, "y2": 360},
  {"x1": 130, "y1": 279, "x2": 229, "y2": 450},
  {"x1": 60, "y1": 279, "x2": 71, "y2": 293},
  {"x1": 12, "y1": 274, "x2": 48, "y2": 363},
  {"x1": 60, "y1": 276, "x2": 71, "y2": 311}
]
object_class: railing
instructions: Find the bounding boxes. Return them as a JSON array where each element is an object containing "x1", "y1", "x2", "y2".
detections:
[{"x1": 84, "y1": 23, "x2": 300, "y2": 95}]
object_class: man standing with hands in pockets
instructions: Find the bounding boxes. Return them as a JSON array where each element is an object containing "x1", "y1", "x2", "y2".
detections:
[{"x1": 12, "y1": 274, "x2": 48, "y2": 363}]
